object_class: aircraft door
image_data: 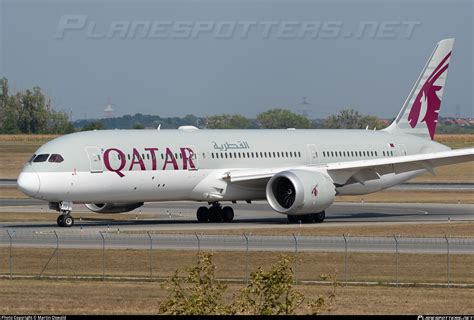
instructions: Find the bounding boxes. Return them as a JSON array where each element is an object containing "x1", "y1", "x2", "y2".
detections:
[
  {"x1": 85, "y1": 146, "x2": 103, "y2": 173},
  {"x1": 307, "y1": 144, "x2": 319, "y2": 165}
]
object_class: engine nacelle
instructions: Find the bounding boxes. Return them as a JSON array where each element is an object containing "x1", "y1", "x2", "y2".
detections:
[
  {"x1": 85, "y1": 202, "x2": 144, "y2": 214},
  {"x1": 266, "y1": 169, "x2": 335, "y2": 215}
]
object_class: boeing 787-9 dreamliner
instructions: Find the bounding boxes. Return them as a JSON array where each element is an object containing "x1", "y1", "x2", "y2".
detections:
[{"x1": 17, "y1": 38, "x2": 474, "y2": 227}]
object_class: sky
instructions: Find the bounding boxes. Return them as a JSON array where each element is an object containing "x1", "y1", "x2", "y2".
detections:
[{"x1": 0, "y1": 0, "x2": 473, "y2": 120}]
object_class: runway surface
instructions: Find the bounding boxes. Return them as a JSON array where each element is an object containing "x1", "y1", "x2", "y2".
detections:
[
  {"x1": 1, "y1": 199, "x2": 473, "y2": 253},
  {"x1": 1, "y1": 199, "x2": 473, "y2": 231}
]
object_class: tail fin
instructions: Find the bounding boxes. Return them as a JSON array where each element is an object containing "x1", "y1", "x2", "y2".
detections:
[{"x1": 385, "y1": 38, "x2": 454, "y2": 140}]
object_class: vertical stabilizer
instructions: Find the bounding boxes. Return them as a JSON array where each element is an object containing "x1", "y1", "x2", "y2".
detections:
[{"x1": 385, "y1": 38, "x2": 454, "y2": 140}]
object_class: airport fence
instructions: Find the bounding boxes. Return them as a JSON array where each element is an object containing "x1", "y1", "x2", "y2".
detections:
[{"x1": 0, "y1": 230, "x2": 473, "y2": 287}]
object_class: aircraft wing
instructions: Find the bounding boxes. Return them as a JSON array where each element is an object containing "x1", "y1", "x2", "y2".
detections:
[{"x1": 225, "y1": 148, "x2": 474, "y2": 186}]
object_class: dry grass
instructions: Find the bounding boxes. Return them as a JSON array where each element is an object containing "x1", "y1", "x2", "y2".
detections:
[
  {"x1": 0, "y1": 134, "x2": 60, "y2": 142},
  {"x1": 146, "y1": 222, "x2": 474, "y2": 237},
  {"x1": 413, "y1": 162, "x2": 474, "y2": 183},
  {"x1": 0, "y1": 270, "x2": 473, "y2": 314},
  {"x1": 0, "y1": 248, "x2": 473, "y2": 285},
  {"x1": 0, "y1": 187, "x2": 30, "y2": 199}
]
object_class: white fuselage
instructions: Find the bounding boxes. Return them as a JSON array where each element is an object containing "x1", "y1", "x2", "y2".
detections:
[{"x1": 18, "y1": 128, "x2": 449, "y2": 204}]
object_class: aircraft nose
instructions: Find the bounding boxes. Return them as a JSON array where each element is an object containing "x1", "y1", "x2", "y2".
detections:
[{"x1": 17, "y1": 168, "x2": 40, "y2": 196}]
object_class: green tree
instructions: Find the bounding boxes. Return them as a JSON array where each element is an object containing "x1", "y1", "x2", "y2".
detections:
[
  {"x1": 2, "y1": 93, "x2": 21, "y2": 133},
  {"x1": 81, "y1": 121, "x2": 104, "y2": 131},
  {"x1": 360, "y1": 115, "x2": 388, "y2": 130},
  {"x1": 47, "y1": 110, "x2": 75, "y2": 134},
  {"x1": 0, "y1": 77, "x2": 8, "y2": 130},
  {"x1": 159, "y1": 252, "x2": 339, "y2": 315},
  {"x1": 159, "y1": 252, "x2": 228, "y2": 315},
  {"x1": 324, "y1": 109, "x2": 363, "y2": 129},
  {"x1": 257, "y1": 109, "x2": 311, "y2": 129},
  {"x1": 324, "y1": 109, "x2": 387, "y2": 129},
  {"x1": 230, "y1": 255, "x2": 304, "y2": 315},
  {"x1": 132, "y1": 123, "x2": 145, "y2": 129},
  {"x1": 207, "y1": 114, "x2": 250, "y2": 129}
]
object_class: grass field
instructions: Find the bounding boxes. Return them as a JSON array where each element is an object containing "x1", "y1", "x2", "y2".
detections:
[
  {"x1": 0, "y1": 134, "x2": 473, "y2": 181},
  {"x1": 1, "y1": 248, "x2": 473, "y2": 284},
  {"x1": 0, "y1": 278, "x2": 473, "y2": 315},
  {"x1": 0, "y1": 246, "x2": 473, "y2": 316}
]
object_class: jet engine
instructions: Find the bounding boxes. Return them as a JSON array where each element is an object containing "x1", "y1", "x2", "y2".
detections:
[
  {"x1": 266, "y1": 169, "x2": 336, "y2": 215},
  {"x1": 85, "y1": 202, "x2": 144, "y2": 214}
]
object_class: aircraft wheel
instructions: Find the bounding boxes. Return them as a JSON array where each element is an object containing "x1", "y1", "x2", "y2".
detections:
[
  {"x1": 313, "y1": 211, "x2": 325, "y2": 223},
  {"x1": 300, "y1": 214, "x2": 313, "y2": 224},
  {"x1": 222, "y1": 206, "x2": 234, "y2": 223},
  {"x1": 208, "y1": 207, "x2": 223, "y2": 223},
  {"x1": 197, "y1": 206, "x2": 209, "y2": 223},
  {"x1": 57, "y1": 215, "x2": 64, "y2": 227},
  {"x1": 62, "y1": 215, "x2": 74, "y2": 228},
  {"x1": 287, "y1": 215, "x2": 299, "y2": 223}
]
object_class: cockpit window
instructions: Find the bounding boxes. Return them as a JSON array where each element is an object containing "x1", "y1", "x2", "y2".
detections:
[
  {"x1": 28, "y1": 154, "x2": 37, "y2": 163},
  {"x1": 48, "y1": 154, "x2": 64, "y2": 163},
  {"x1": 33, "y1": 154, "x2": 49, "y2": 162}
]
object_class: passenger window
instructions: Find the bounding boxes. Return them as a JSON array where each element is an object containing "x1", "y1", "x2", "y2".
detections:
[
  {"x1": 48, "y1": 154, "x2": 64, "y2": 163},
  {"x1": 33, "y1": 154, "x2": 49, "y2": 162}
]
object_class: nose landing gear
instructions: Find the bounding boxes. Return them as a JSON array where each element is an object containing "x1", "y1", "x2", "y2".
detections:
[
  {"x1": 52, "y1": 201, "x2": 75, "y2": 227},
  {"x1": 196, "y1": 202, "x2": 234, "y2": 223},
  {"x1": 57, "y1": 212, "x2": 74, "y2": 227}
]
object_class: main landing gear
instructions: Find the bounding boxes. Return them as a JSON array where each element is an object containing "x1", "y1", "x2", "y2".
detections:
[
  {"x1": 287, "y1": 211, "x2": 325, "y2": 224},
  {"x1": 196, "y1": 202, "x2": 234, "y2": 223}
]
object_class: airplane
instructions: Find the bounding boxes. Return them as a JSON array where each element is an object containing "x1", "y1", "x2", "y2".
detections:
[{"x1": 17, "y1": 38, "x2": 474, "y2": 227}]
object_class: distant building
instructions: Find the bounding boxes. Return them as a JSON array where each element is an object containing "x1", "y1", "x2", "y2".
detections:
[{"x1": 103, "y1": 99, "x2": 114, "y2": 118}]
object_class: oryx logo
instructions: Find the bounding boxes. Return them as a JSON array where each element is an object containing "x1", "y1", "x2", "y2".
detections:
[
  {"x1": 311, "y1": 184, "x2": 318, "y2": 197},
  {"x1": 407, "y1": 51, "x2": 451, "y2": 140}
]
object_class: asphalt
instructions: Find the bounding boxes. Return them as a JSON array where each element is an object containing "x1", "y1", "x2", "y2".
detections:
[
  {"x1": 1, "y1": 200, "x2": 473, "y2": 231},
  {"x1": 1, "y1": 198, "x2": 473, "y2": 253}
]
